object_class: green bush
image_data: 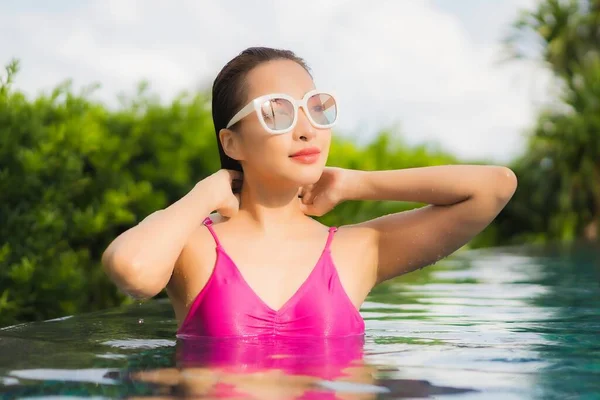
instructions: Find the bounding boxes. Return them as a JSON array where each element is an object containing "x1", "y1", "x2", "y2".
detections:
[{"x1": 0, "y1": 60, "x2": 220, "y2": 326}]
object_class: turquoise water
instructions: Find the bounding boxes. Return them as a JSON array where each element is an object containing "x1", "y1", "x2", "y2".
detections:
[{"x1": 0, "y1": 243, "x2": 599, "y2": 399}]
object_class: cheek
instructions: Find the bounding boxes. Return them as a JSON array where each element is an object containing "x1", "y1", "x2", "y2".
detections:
[
  {"x1": 322, "y1": 130, "x2": 332, "y2": 146},
  {"x1": 318, "y1": 130, "x2": 332, "y2": 154},
  {"x1": 243, "y1": 132, "x2": 290, "y2": 165}
]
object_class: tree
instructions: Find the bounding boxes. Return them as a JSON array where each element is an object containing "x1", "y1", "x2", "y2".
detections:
[{"x1": 499, "y1": 0, "x2": 600, "y2": 243}]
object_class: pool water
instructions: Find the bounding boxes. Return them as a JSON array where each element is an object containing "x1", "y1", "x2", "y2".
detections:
[{"x1": 0, "y1": 243, "x2": 599, "y2": 399}]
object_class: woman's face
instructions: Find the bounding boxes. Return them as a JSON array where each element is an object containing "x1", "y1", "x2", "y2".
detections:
[{"x1": 222, "y1": 59, "x2": 332, "y2": 188}]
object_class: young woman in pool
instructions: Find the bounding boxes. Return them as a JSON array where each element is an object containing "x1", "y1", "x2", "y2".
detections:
[{"x1": 102, "y1": 47, "x2": 517, "y2": 338}]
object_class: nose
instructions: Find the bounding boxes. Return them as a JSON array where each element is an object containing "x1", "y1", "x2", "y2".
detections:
[{"x1": 293, "y1": 107, "x2": 316, "y2": 142}]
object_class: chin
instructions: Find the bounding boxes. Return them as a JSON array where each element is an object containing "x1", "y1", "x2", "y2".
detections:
[{"x1": 288, "y1": 164, "x2": 325, "y2": 185}]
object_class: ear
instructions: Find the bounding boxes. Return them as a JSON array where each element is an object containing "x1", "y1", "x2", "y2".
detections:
[{"x1": 219, "y1": 128, "x2": 245, "y2": 162}]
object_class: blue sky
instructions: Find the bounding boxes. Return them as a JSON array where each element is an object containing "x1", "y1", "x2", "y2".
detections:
[{"x1": 1, "y1": 0, "x2": 551, "y2": 162}]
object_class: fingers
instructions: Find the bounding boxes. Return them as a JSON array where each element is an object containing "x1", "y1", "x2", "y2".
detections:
[
  {"x1": 299, "y1": 185, "x2": 315, "y2": 204},
  {"x1": 219, "y1": 193, "x2": 241, "y2": 218},
  {"x1": 299, "y1": 201, "x2": 326, "y2": 217},
  {"x1": 299, "y1": 202, "x2": 313, "y2": 216},
  {"x1": 302, "y1": 193, "x2": 317, "y2": 206}
]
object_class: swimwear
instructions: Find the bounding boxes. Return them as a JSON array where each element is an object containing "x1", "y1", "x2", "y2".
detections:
[{"x1": 176, "y1": 217, "x2": 365, "y2": 338}]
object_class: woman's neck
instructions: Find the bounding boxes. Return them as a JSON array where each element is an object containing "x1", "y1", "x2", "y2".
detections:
[{"x1": 235, "y1": 179, "x2": 308, "y2": 233}]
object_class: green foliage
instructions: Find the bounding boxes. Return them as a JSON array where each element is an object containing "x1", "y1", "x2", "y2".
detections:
[
  {"x1": 0, "y1": 61, "x2": 461, "y2": 327},
  {"x1": 0, "y1": 61, "x2": 220, "y2": 327},
  {"x1": 498, "y1": 0, "x2": 600, "y2": 244}
]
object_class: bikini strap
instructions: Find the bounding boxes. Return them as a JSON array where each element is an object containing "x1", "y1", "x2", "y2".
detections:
[
  {"x1": 325, "y1": 226, "x2": 338, "y2": 250},
  {"x1": 202, "y1": 216, "x2": 222, "y2": 248}
]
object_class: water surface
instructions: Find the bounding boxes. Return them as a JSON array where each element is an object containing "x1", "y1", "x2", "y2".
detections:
[{"x1": 1, "y1": 243, "x2": 599, "y2": 399}]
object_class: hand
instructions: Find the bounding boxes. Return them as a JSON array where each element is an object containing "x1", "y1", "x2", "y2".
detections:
[
  {"x1": 298, "y1": 167, "x2": 348, "y2": 216},
  {"x1": 204, "y1": 169, "x2": 243, "y2": 218}
]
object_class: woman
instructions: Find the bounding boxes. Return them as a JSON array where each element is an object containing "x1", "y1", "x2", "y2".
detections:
[{"x1": 102, "y1": 47, "x2": 517, "y2": 338}]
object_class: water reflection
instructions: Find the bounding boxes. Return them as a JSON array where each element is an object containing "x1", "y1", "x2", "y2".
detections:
[{"x1": 125, "y1": 336, "x2": 474, "y2": 399}]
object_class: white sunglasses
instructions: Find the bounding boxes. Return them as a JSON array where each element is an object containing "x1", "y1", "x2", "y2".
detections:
[{"x1": 225, "y1": 89, "x2": 338, "y2": 135}]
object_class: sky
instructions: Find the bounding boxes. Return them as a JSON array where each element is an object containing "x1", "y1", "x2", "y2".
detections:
[{"x1": 0, "y1": 0, "x2": 552, "y2": 163}]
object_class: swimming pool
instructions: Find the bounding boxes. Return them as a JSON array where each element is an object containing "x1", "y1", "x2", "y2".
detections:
[{"x1": 1, "y1": 243, "x2": 598, "y2": 399}]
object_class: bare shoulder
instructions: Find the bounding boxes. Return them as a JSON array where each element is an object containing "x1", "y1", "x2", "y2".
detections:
[
  {"x1": 328, "y1": 223, "x2": 379, "y2": 305},
  {"x1": 179, "y1": 213, "x2": 228, "y2": 272},
  {"x1": 332, "y1": 223, "x2": 378, "y2": 254},
  {"x1": 166, "y1": 213, "x2": 223, "y2": 311}
]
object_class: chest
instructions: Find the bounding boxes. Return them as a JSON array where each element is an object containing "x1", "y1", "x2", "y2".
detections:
[
  {"x1": 219, "y1": 240, "x2": 328, "y2": 310},
  {"x1": 177, "y1": 237, "x2": 366, "y2": 337}
]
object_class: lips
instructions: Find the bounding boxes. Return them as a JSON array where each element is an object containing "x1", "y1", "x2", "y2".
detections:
[
  {"x1": 290, "y1": 147, "x2": 320, "y2": 157},
  {"x1": 289, "y1": 147, "x2": 321, "y2": 165}
]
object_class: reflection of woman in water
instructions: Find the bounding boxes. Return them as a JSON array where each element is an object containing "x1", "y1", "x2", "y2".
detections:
[
  {"x1": 102, "y1": 46, "x2": 516, "y2": 339},
  {"x1": 128, "y1": 337, "x2": 473, "y2": 399},
  {"x1": 123, "y1": 336, "x2": 368, "y2": 399},
  {"x1": 173, "y1": 335, "x2": 369, "y2": 398}
]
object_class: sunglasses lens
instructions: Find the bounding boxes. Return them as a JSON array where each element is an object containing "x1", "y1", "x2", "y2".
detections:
[
  {"x1": 260, "y1": 98, "x2": 294, "y2": 131},
  {"x1": 308, "y1": 93, "x2": 337, "y2": 126}
]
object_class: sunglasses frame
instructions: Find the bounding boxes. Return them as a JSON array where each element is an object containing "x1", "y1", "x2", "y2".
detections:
[{"x1": 225, "y1": 89, "x2": 338, "y2": 135}]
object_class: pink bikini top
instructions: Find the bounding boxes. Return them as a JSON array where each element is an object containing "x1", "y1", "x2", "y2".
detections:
[{"x1": 176, "y1": 217, "x2": 365, "y2": 339}]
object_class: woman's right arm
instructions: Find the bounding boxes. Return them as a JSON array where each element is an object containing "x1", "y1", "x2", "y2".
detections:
[{"x1": 101, "y1": 170, "x2": 241, "y2": 299}]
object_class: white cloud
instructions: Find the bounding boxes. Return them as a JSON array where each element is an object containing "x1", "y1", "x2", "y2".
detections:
[{"x1": 0, "y1": 0, "x2": 551, "y2": 162}]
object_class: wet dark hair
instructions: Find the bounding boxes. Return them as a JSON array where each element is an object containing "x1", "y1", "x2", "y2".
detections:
[{"x1": 211, "y1": 47, "x2": 312, "y2": 172}]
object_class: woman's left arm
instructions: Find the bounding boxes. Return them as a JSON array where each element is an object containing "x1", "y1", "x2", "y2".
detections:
[{"x1": 338, "y1": 165, "x2": 517, "y2": 284}]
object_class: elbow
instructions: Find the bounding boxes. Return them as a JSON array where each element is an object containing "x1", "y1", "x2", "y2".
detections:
[
  {"x1": 102, "y1": 248, "x2": 165, "y2": 300},
  {"x1": 468, "y1": 166, "x2": 518, "y2": 215},
  {"x1": 492, "y1": 166, "x2": 518, "y2": 204}
]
